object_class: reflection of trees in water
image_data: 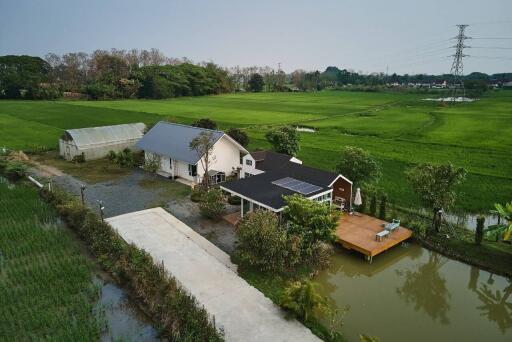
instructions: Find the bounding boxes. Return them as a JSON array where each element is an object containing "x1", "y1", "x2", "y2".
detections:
[
  {"x1": 467, "y1": 266, "x2": 512, "y2": 333},
  {"x1": 396, "y1": 252, "x2": 451, "y2": 324},
  {"x1": 475, "y1": 279, "x2": 512, "y2": 334}
]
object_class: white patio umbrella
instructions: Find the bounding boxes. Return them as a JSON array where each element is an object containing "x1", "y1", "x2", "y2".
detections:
[{"x1": 354, "y1": 188, "x2": 362, "y2": 207}]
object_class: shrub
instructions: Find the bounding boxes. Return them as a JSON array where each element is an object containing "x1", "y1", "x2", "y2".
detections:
[
  {"x1": 369, "y1": 193, "x2": 377, "y2": 217},
  {"x1": 192, "y1": 118, "x2": 217, "y2": 130},
  {"x1": 310, "y1": 242, "x2": 334, "y2": 271},
  {"x1": 407, "y1": 220, "x2": 427, "y2": 238},
  {"x1": 283, "y1": 194, "x2": 340, "y2": 246},
  {"x1": 280, "y1": 280, "x2": 327, "y2": 322},
  {"x1": 109, "y1": 149, "x2": 134, "y2": 168},
  {"x1": 236, "y1": 210, "x2": 300, "y2": 273},
  {"x1": 227, "y1": 195, "x2": 241, "y2": 205},
  {"x1": 199, "y1": 188, "x2": 225, "y2": 219},
  {"x1": 5, "y1": 161, "x2": 27, "y2": 181},
  {"x1": 379, "y1": 194, "x2": 387, "y2": 220},
  {"x1": 190, "y1": 188, "x2": 204, "y2": 202},
  {"x1": 475, "y1": 216, "x2": 485, "y2": 245},
  {"x1": 143, "y1": 153, "x2": 161, "y2": 173},
  {"x1": 107, "y1": 150, "x2": 117, "y2": 161},
  {"x1": 72, "y1": 153, "x2": 85, "y2": 163}
]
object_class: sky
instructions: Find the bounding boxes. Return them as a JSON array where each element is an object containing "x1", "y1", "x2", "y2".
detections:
[{"x1": 1, "y1": 0, "x2": 511, "y2": 75}]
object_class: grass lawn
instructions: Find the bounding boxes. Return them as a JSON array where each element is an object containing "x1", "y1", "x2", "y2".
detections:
[
  {"x1": 31, "y1": 151, "x2": 133, "y2": 183},
  {"x1": 1, "y1": 90, "x2": 510, "y2": 212},
  {"x1": 138, "y1": 177, "x2": 191, "y2": 208},
  {"x1": 0, "y1": 179, "x2": 102, "y2": 339}
]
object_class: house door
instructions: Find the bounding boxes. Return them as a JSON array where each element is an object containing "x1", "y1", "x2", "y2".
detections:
[
  {"x1": 66, "y1": 146, "x2": 70, "y2": 158},
  {"x1": 160, "y1": 157, "x2": 171, "y2": 172}
]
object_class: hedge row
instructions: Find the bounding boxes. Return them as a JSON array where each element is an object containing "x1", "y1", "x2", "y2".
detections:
[{"x1": 39, "y1": 188, "x2": 223, "y2": 341}]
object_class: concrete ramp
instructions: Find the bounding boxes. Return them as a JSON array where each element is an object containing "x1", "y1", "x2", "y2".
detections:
[{"x1": 106, "y1": 208, "x2": 319, "y2": 342}]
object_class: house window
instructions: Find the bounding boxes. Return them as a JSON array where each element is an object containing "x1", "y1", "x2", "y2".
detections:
[
  {"x1": 210, "y1": 172, "x2": 226, "y2": 184},
  {"x1": 169, "y1": 158, "x2": 173, "y2": 169},
  {"x1": 188, "y1": 164, "x2": 197, "y2": 176},
  {"x1": 245, "y1": 159, "x2": 253, "y2": 166},
  {"x1": 245, "y1": 172, "x2": 252, "y2": 178}
]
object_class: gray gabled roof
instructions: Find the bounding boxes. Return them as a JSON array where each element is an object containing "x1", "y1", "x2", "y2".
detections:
[
  {"x1": 63, "y1": 123, "x2": 145, "y2": 148},
  {"x1": 136, "y1": 122, "x2": 224, "y2": 164}
]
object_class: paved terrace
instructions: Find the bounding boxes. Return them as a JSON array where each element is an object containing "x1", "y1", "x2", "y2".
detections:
[
  {"x1": 337, "y1": 213, "x2": 412, "y2": 262},
  {"x1": 106, "y1": 207, "x2": 319, "y2": 342}
]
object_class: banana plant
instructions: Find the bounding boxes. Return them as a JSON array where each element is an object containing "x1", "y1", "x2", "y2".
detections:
[{"x1": 488, "y1": 202, "x2": 512, "y2": 241}]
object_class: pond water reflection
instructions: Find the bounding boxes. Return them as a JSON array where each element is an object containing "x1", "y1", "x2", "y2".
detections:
[{"x1": 315, "y1": 244, "x2": 512, "y2": 342}]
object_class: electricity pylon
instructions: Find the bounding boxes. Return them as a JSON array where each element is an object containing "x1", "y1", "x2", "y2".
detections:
[{"x1": 449, "y1": 24, "x2": 470, "y2": 102}]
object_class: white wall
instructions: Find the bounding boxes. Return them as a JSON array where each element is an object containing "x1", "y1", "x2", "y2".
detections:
[
  {"x1": 198, "y1": 135, "x2": 244, "y2": 179},
  {"x1": 143, "y1": 135, "x2": 245, "y2": 184},
  {"x1": 59, "y1": 139, "x2": 78, "y2": 160},
  {"x1": 240, "y1": 154, "x2": 264, "y2": 179},
  {"x1": 60, "y1": 138, "x2": 141, "y2": 161}
]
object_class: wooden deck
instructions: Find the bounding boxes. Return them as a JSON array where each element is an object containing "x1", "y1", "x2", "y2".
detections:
[{"x1": 336, "y1": 214, "x2": 412, "y2": 261}]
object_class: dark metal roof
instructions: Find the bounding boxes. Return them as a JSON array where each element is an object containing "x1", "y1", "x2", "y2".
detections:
[
  {"x1": 222, "y1": 153, "x2": 339, "y2": 210},
  {"x1": 136, "y1": 122, "x2": 224, "y2": 164},
  {"x1": 251, "y1": 151, "x2": 293, "y2": 172}
]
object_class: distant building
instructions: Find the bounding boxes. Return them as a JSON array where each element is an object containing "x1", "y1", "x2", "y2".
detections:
[
  {"x1": 59, "y1": 123, "x2": 145, "y2": 161},
  {"x1": 503, "y1": 81, "x2": 512, "y2": 89}
]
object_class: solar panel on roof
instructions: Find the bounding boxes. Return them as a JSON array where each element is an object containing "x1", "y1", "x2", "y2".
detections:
[{"x1": 271, "y1": 177, "x2": 322, "y2": 195}]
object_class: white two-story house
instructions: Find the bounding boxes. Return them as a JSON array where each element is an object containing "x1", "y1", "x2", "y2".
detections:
[{"x1": 136, "y1": 122, "x2": 248, "y2": 186}]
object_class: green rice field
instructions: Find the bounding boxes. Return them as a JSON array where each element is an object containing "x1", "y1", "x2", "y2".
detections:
[
  {"x1": 0, "y1": 90, "x2": 511, "y2": 212},
  {"x1": 0, "y1": 179, "x2": 101, "y2": 339}
]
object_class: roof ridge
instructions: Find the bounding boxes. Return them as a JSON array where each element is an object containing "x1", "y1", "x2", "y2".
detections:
[
  {"x1": 66, "y1": 122, "x2": 144, "y2": 133},
  {"x1": 157, "y1": 121, "x2": 225, "y2": 135}
]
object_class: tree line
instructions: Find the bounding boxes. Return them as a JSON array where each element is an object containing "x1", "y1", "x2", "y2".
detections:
[
  {"x1": 1, "y1": 48, "x2": 511, "y2": 99},
  {"x1": 0, "y1": 49, "x2": 232, "y2": 100}
]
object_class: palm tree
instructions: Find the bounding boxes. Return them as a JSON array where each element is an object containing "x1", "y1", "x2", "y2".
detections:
[
  {"x1": 488, "y1": 202, "x2": 512, "y2": 241},
  {"x1": 280, "y1": 280, "x2": 327, "y2": 322}
]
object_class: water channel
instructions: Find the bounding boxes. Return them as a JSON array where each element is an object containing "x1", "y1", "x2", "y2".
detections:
[{"x1": 315, "y1": 244, "x2": 512, "y2": 342}]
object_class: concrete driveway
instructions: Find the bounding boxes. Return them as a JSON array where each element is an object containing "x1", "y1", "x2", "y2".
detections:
[{"x1": 107, "y1": 208, "x2": 320, "y2": 342}]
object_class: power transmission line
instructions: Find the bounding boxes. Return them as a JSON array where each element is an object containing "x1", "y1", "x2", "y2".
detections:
[
  {"x1": 471, "y1": 46, "x2": 512, "y2": 50},
  {"x1": 471, "y1": 37, "x2": 512, "y2": 40},
  {"x1": 448, "y1": 24, "x2": 470, "y2": 101}
]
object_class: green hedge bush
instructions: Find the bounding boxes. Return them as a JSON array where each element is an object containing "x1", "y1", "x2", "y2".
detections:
[{"x1": 39, "y1": 188, "x2": 223, "y2": 341}]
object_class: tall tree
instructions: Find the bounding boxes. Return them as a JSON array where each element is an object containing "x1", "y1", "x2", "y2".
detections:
[
  {"x1": 406, "y1": 163, "x2": 466, "y2": 234},
  {"x1": 189, "y1": 131, "x2": 217, "y2": 190},
  {"x1": 265, "y1": 126, "x2": 300, "y2": 156},
  {"x1": 226, "y1": 128, "x2": 249, "y2": 147},
  {"x1": 248, "y1": 73, "x2": 264, "y2": 92},
  {"x1": 335, "y1": 146, "x2": 380, "y2": 187}
]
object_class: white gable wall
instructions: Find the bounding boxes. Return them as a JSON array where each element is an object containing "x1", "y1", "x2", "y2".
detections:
[
  {"x1": 240, "y1": 154, "x2": 264, "y2": 178},
  {"x1": 198, "y1": 135, "x2": 243, "y2": 179}
]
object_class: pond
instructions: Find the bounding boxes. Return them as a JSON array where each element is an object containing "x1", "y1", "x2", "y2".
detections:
[{"x1": 315, "y1": 244, "x2": 512, "y2": 342}]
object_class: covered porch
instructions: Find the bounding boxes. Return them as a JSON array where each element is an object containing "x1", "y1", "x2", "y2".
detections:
[{"x1": 221, "y1": 193, "x2": 282, "y2": 226}]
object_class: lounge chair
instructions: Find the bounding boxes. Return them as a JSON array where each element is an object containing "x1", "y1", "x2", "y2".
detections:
[
  {"x1": 384, "y1": 219, "x2": 400, "y2": 232},
  {"x1": 376, "y1": 230, "x2": 389, "y2": 241}
]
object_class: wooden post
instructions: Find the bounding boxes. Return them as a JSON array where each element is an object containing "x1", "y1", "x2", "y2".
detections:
[{"x1": 80, "y1": 186, "x2": 86, "y2": 205}]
